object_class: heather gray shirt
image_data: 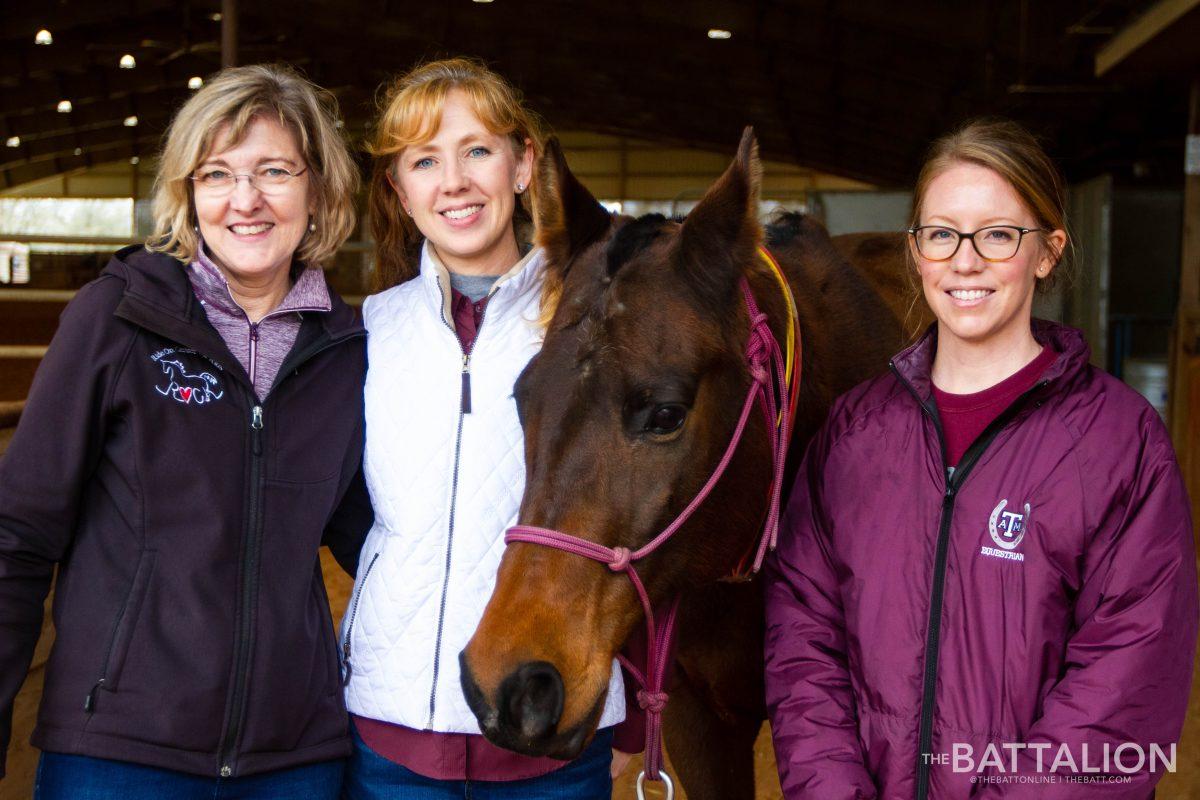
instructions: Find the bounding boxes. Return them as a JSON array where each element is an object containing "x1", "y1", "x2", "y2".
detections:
[
  {"x1": 448, "y1": 272, "x2": 499, "y2": 302},
  {"x1": 188, "y1": 244, "x2": 331, "y2": 400}
]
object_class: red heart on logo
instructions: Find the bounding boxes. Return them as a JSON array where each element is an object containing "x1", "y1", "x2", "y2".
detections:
[{"x1": 179, "y1": 387, "x2": 193, "y2": 403}]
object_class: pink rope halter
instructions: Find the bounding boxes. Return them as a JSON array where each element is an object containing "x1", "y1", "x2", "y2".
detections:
[{"x1": 505, "y1": 267, "x2": 800, "y2": 795}]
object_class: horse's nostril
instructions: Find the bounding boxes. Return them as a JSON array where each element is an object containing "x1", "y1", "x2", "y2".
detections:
[{"x1": 498, "y1": 661, "x2": 564, "y2": 742}]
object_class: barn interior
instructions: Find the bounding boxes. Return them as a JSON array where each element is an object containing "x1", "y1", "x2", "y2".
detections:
[{"x1": 2, "y1": 1, "x2": 1199, "y2": 797}]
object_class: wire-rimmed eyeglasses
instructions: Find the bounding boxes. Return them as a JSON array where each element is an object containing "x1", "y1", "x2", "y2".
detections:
[
  {"x1": 908, "y1": 225, "x2": 1044, "y2": 262},
  {"x1": 190, "y1": 165, "x2": 309, "y2": 195}
]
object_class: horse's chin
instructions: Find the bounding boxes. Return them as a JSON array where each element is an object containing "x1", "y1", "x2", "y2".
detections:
[{"x1": 476, "y1": 708, "x2": 603, "y2": 760}]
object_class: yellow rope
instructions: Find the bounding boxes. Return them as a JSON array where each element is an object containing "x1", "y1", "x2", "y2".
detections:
[{"x1": 757, "y1": 248, "x2": 798, "y2": 388}]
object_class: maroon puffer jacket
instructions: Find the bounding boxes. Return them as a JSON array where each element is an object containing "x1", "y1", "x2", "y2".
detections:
[{"x1": 765, "y1": 321, "x2": 1196, "y2": 799}]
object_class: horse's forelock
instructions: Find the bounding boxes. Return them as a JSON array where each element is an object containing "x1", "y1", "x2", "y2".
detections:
[{"x1": 604, "y1": 213, "x2": 672, "y2": 277}]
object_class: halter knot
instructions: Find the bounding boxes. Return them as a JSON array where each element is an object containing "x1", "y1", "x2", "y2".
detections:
[
  {"x1": 607, "y1": 546, "x2": 633, "y2": 572},
  {"x1": 637, "y1": 690, "x2": 669, "y2": 713},
  {"x1": 745, "y1": 315, "x2": 773, "y2": 365}
]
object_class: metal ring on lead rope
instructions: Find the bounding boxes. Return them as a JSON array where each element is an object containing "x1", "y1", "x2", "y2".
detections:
[{"x1": 636, "y1": 769, "x2": 675, "y2": 800}]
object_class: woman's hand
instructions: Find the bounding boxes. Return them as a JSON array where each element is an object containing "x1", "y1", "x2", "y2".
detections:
[{"x1": 611, "y1": 748, "x2": 635, "y2": 779}]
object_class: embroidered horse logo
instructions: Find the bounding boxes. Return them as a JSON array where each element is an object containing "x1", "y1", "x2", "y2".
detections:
[{"x1": 155, "y1": 358, "x2": 224, "y2": 405}]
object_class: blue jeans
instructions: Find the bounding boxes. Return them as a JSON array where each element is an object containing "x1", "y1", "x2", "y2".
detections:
[
  {"x1": 34, "y1": 751, "x2": 344, "y2": 800},
  {"x1": 343, "y1": 726, "x2": 613, "y2": 800}
]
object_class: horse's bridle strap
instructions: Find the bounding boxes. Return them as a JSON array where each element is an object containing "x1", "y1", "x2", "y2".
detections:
[{"x1": 504, "y1": 256, "x2": 800, "y2": 788}]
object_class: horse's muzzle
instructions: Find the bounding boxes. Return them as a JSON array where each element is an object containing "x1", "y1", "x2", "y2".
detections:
[{"x1": 459, "y1": 651, "x2": 603, "y2": 760}]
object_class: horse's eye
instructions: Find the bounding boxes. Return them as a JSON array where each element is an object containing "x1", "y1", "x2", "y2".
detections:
[{"x1": 646, "y1": 404, "x2": 687, "y2": 435}]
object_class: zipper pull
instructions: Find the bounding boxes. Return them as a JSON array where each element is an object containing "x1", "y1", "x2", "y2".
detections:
[
  {"x1": 84, "y1": 678, "x2": 105, "y2": 712},
  {"x1": 461, "y1": 354, "x2": 472, "y2": 414},
  {"x1": 342, "y1": 641, "x2": 353, "y2": 686},
  {"x1": 250, "y1": 405, "x2": 264, "y2": 455}
]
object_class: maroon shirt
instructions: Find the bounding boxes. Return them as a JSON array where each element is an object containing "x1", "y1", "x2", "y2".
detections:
[
  {"x1": 449, "y1": 285, "x2": 489, "y2": 351},
  {"x1": 932, "y1": 345, "x2": 1057, "y2": 466}
]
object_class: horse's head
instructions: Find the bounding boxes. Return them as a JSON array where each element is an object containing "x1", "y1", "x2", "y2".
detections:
[
  {"x1": 159, "y1": 359, "x2": 183, "y2": 375},
  {"x1": 462, "y1": 130, "x2": 784, "y2": 758}
]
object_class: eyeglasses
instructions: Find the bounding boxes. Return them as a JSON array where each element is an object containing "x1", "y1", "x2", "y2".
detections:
[
  {"x1": 190, "y1": 165, "x2": 309, "y2": 195},
  {"x1": 908, "y1": 225, "x2": 1044, "y2": 262}
]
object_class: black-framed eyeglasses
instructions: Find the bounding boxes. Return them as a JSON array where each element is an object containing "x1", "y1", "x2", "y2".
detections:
[
  {"x1": 908, "y1": 225, "x2": 1044, "y2": 262},
  {"x1": 189, "y1": 165, "x2": 309, "y2": 195}
]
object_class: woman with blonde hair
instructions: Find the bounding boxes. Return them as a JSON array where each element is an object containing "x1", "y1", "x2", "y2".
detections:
[
  {"x1": 765, "y1": 118, "x2": 1196, "y2": 798},
  {"x1": 0, "y1": 63, "x2": 371, "y2": 798},
  {"x1": 340, "y1": 58, "x2": 623, "y2": 799}
]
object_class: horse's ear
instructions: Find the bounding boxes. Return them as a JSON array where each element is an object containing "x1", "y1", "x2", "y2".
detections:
[
  {"x1": 678, "y1": 127, "x2": 762, "y2": 305},
  {"x1": 535, "y1": 137, "x2": 612, "y2": 278}
]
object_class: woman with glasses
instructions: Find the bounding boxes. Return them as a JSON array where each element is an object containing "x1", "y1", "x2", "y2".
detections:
[
  {"x1": 765, "y1": 118, "x2": 1196, "y2": 798},
  {"x1": 0, "y1": 64, "x2": 371, "y2": 798}
]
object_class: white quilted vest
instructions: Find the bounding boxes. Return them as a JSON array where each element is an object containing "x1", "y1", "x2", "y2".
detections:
[{"x1": 343, "y1": 243, "x2": 625, "y2": 734}]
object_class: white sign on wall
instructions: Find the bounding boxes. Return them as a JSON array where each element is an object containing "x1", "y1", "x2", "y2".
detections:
[
  {"x1": 1186, "y1": 135, "x2": 1200, "y2": 177},
  {"x1": 0, "y1": 242, "x2": 31, "y2": 284}
]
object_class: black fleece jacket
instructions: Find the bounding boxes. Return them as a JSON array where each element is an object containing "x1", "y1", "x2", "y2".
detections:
[{"x1": 0, "y1": 246, "x2": 371, "y2": 778}]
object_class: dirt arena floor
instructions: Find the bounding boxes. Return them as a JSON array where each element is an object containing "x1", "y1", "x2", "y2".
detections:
[{"x1": 0, "y1": 296, "x2": 1197, "y2": 798}]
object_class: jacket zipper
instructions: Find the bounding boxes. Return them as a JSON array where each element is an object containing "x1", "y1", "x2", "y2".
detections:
[
  {"x1": 216, "y1": 402, "x2": 265, "y2": 779},
  {"x1": 246, "y1": 306, "x2": 328, "y2": 392},
  {"x1": 426, "y1": 280, "x2": 491, "y2": 728},
  {"x1": 214, "y1": 327, "x2": 364, "y2": 777},
  {"x1": 341, "y1": 552, "x2": 381, "y2": 685},
  {"x1": 891, "y1": 365, "x2": 1048, "y2": 800},
  {"x1": 248, "y1": 323, "x2": 259, "y2": 390}
]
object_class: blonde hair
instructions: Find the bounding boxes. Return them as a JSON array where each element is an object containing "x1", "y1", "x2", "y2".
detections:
[
  {"x1": 366, "y1": 57, "x2": 545, "y2": 293},
  {"x1": 909, "y1": 118, "x2": 1073, "y2": 294},
  {"x1": 148, "y1": 63, "x2": 359, "y2": 268}
]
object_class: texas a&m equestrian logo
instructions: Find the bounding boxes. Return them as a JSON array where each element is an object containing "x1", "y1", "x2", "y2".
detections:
[
  {"x1": 981, "y1": 499, "x2": 1030, "y2": 562},
  {"x1": 151, "y1": 348, "x2": 224, "y2": 405}
]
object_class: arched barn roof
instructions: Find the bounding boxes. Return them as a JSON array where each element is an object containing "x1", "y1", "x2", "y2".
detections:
[{"x1": 0, "y1": 0, "x2": 1192, "y2": 190}]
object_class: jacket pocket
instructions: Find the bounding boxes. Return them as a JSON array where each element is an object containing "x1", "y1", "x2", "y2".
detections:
[
  {"x1": 340, "y1": 550, "x2": 380, "y2": 686},
  {"x1": 85, "y1": 548, "x2": 157, "y2": 710},
  {"x1": 312, "y1": 576, "x2": 342, "y2": 698}
]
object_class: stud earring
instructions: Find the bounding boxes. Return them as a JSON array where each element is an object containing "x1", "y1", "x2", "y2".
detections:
[
  {"x1": 515, "y1": 182, "x2": 525, "y2": 193},
  {"x1": 308, "y1": 220, "x2": 316, "y2": 233}
]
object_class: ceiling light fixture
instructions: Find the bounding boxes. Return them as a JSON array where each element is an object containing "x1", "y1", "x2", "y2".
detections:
[
  {"x1": 57, "y1": 100, "x2": 73, "y2": 113},
  {"x1": 119, "y1": 53, "x2": 136, "y2": 69},
  {"x1": 5, "y1": 137, "x2": 19, "y2": 148},
  {"x1": 124, "y1": 115, "x2": 139, "y2": 127},
  {"x1": 707, "y1": 28, "x2": 732, "y2": 39},
  {"x1": 35, "y1": 29, "x2": 52, "y2": 45},
  {"x1": 130, "y1": 156, "x2": 140, "y2": 165},
  {"x1": 188, "y1": 76, "x2": 203, "y2": 89},
  {"x1": 74, "y1": 147, "x2": 83, "y2": 156},
  {"x1": 210, "y1": 12, "x2": 222, "y2": 21}
]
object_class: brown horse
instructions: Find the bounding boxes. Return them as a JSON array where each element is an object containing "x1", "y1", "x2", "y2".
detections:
[{"x1": 461, "y1": 130, "x2": 907, "y2": 799}]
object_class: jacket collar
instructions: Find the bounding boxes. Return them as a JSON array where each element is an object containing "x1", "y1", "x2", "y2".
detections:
[
  {"x1": 417, "y1": 240, "x2": 545, "y2": 329},
  {"x1": 890, "y1": 318, "x2": 1092, "y2": 401},
  {"x1": 104, "y1": 246, "x2": 362, "y2": 375}
]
